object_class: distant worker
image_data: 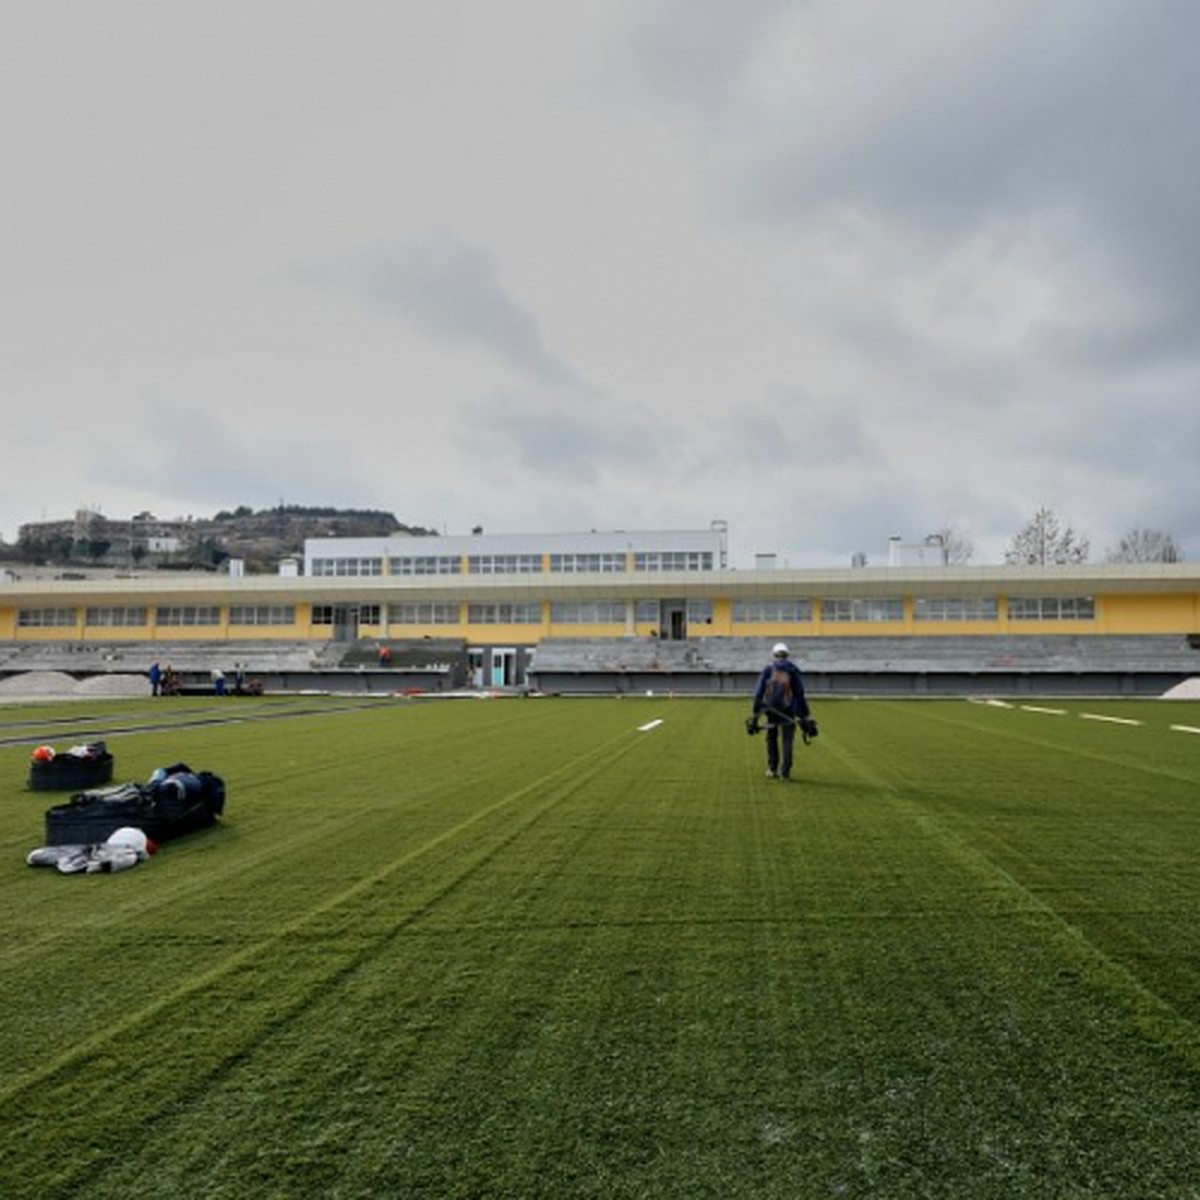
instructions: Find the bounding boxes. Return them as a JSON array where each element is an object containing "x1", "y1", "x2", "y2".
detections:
[
  {"x1": 234, "y1": 661, "x2": 246, "y2": 694},
  {"x1": 211, "y1": 667, "x2": 227, "y2": 697},
  {"x1": 378, "y1": 643, "x2": 392, "y2": 668},
  {"x1": 148, "y1": 661, "x2": 162, "y2": 697},
  {"x1": 751, "y1": 643, "x2": 816, "y2": 781}
]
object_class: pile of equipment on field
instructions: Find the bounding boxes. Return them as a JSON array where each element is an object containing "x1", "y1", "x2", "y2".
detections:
[
  {"x1": 25, "y1": 758, "x2": 226, "y2": 876},
  {"x1": 27, "y1": 741, "x2": 114, "y2": 791},
  {"x1": 28, "y1": 825, "x2": 158, "y2": 875}
]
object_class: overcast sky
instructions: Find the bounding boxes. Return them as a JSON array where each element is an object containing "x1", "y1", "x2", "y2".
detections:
[{"x1": 2, "y1": 0, "x2": 1197, "y2": 567}]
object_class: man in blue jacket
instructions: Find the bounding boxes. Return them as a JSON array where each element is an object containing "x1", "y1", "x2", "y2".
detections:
[{"x1": 752, "y1": 642, "x2": 814, "y2": 781}]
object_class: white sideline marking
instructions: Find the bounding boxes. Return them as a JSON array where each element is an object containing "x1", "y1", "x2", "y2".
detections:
[
  {"x1": 984, "y1": 699, "x2": 1013, "y2": 708},
  {"x1": 1171, "y1": 724, "x2": 1200, "y2": 735},
  {"x1": 1080, "y1": 713, "x2": 1142, "y2": 726},
  {"x1": 1022, "y1": 705, "x2": 1066, "y2": 715},
  {"x1": 638, "y1": 719, "x2": 663, "y2": 732}
]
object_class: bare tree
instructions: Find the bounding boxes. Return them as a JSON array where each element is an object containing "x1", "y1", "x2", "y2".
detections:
[
  {"x1": 1005, "y1": 507, "x2": 1090, "y2": 565},
  {"x1": 928, "y1": 526, "x2": 975, "y2": 565},
  {"x1": 1106, "y1": 527, "x2": 1182, "y2": 563}
]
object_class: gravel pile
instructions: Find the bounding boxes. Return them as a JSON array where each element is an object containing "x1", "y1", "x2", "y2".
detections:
[
  {"x1": 1162, "y1": 677, "x2": 1200, "y2": 699},
  {"x1": 0, "y1": 671, "x2": 150, "y2": 701}
]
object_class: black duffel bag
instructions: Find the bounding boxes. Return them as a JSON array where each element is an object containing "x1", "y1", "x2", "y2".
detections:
[
  {"x1": 44, "y1": 764, "x2": 226, "y2": 846},
  {"x1": 145, "y1": 764, "x2": 226, "y2": 839}
]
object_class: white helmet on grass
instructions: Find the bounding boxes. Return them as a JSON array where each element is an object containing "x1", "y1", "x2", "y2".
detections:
[{"x1": 106, "y1": 826, "x2": 156, "y2": 860}]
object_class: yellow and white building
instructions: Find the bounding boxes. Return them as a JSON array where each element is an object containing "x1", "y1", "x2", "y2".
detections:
[{"x1": 2, "y1": 525, "x2": 1198, "y2": 695}]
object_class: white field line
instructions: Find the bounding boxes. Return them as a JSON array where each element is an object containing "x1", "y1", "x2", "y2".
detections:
[
  {"x1": 638, "y1": 719, "x2": 664, "y2": 732},
  {"x1": 976, "y1": 698, "x2": 1193, "y2": 733}
]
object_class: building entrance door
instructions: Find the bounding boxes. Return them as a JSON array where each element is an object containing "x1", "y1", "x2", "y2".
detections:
[
  {"x1": 332, "y1": 606, "x2": 359, "y2": 642},
  {"x1": 468, "y1": 648, "x2": 486, "y2": 688},
  {"x1": 662, "y1": 602, "x2": 687, "y2": 641},
  {"x1": 490, "y1": 648, "x2": 518, "y2": 687}
]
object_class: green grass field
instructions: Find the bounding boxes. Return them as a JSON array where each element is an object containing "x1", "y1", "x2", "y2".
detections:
[{"x1": 3, "y1": 693, "x2": 1200, "y2": 1198}]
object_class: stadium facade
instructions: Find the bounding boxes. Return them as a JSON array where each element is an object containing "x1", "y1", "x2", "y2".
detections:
[{"x1": 2, "y1": 525, "x2": 1198, "y2": 696}]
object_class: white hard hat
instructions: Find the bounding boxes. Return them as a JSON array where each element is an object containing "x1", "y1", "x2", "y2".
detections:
[{"x1": 772, "y1": 643, "x2": 789, "y2": 657}]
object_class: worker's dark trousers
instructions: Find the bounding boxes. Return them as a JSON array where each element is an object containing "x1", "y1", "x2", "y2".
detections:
[{"x1": 766, "y1": 718, "x2": 796, "y2": 778}]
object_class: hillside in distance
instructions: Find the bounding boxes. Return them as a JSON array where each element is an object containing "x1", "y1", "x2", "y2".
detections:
[{"x1": 5, "y1": 505, "x2": 438, "y2": 573}]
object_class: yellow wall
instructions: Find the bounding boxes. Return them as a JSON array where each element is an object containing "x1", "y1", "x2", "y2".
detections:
[
  {"x1": 542, "y1": 623, "x2": 623, "y2": 640},
  {"x1": 455, "y1": 624, "x2": 544, "y2": 644},
  {"x1": 7, "y1": 624, "x2": 85, "y2": 641},
  {"x1": 2, "y1": 586, "x2": 1198, "y2": 645},
  {"x1": 1096, "y1": 593, "x2": 1199, "y2": 633}
]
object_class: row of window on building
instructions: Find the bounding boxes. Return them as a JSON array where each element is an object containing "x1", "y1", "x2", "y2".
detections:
[
  {"x1": 16, "y1": 605, "x2": 298, "y2": 628},
  {"x1": 15, "y1": 596, "x2": 1096, "y2": 628},
  {"x1": 309, "y1": 551, "x2": 715, "y2": 577}
]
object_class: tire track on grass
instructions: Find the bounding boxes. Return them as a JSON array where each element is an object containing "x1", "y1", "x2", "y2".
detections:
[
  {"x1": 0, "y1": 697, "x2": 389, "y2": 748},
  {"x1": 819, "y1": 733, "x2": 1200, "y2": 1077},
  {"x1": 0, "y1": 721, "x2": 647, "y2": 1121}
]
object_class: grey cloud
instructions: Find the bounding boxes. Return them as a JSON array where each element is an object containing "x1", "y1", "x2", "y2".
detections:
[
  {"x1": 629, "y1": 2, "x2": 1200, "y2": 366},
  {"x1": 765, "y1": 487, "x2": 930, "y2": 567},
  {"x1": 618, "y1": 0, "x2": 792, "y2": 121},
  {"x1": 1063, "y1": 396, "x2": 1200, "y2": 549},
  {"x1": 99, "y1": 398, "x2": 367, "y2": 513},
  {"x1": 710, "y1": 406, "x2": 796, "y2": 461},
  {"x1": 467, "y1": 392, "x2": 663, "y2": 482},
  {"x1": 1069, "y1": 394, "x2": 1199, "y2": 472},
  {"x1": 4, "y1": 3, "x2": 1196, "y2": 570},
  {"x1": 740, "y1": 4, "x2": 1200, "y2": 229},
  {"x1": 1033, "y1": 304, "x2": 1200, "y2": 375},
  {"x1": 717, "y1": 391, "x2": 883, "y2": 469},
  {"x1": 327, "y1": 233, "x2": 597, "y2": 396}
]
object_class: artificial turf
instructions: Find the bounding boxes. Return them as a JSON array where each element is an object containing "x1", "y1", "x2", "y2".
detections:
[{"x1": 2, "y1": 693, "x2": 1200, "y2": 1197}]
